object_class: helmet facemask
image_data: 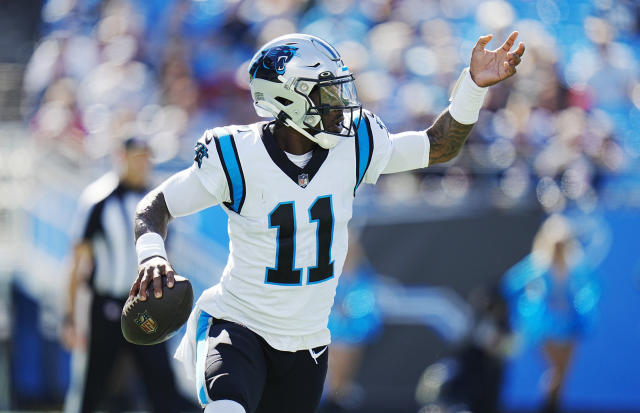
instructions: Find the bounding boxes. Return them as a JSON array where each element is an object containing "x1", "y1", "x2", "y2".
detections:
[{"x1": 295, "y1": 74, "x2": 362, "y2": 143}]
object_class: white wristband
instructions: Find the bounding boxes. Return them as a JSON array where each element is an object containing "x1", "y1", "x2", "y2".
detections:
[
  {"x1": 448, "y1": 67, "x2": 488, "y2": 125},
  {"x1": 136, "y1": 232, "x2": 167, "y2": 265}
]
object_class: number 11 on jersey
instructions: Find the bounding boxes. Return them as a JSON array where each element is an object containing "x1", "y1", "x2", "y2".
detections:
[{"x1": 266, "y1": 195, "x2": 334, "y2": 285}]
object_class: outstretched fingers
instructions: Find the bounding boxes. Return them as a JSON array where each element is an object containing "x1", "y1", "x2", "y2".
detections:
[
  {"x1": 499, "y1": 31, "x2": 519, "y2": 52},
  {"x1": 474, "y1": 34, "x2": 493, "y2": 52},
  {"x1": 507, "y1": 51, "x2": 522, "y2": 66},
  {"x1": 514, "y1": 41, "x2": 525, "y2": 57},
  {"x1": 504, "y1": 42, "x2": 524, "y2": 75}
]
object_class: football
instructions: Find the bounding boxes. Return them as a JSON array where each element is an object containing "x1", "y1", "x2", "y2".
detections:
[{"x1": 121, "y1": 275, "x2": 194, "y2": 345}]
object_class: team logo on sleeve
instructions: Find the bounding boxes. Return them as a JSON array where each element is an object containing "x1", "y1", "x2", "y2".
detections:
[
  {"x1": 134, "y1": 311, "x2": 158, "y2": 334},
  {"x1": 194, "y1": 142, "x2": 209, "y2": 168}
]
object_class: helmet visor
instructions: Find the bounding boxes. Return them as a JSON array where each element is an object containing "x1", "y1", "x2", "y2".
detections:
[
  {"x1": 295, "y1": 75, "x2": 362, "y2": 137},
  {"x1": 316, "y1": 77, "x2": 360, "y2": 110}
]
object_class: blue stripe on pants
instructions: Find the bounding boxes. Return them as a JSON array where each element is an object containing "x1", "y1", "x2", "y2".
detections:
[{"x1": 196, "y1": 311, "x2": 212, "y2": 406}]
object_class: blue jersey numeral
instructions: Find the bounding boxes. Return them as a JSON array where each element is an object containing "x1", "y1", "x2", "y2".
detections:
[{"x1": 265, "y1": 197, "x2": 334, "y2": 285}]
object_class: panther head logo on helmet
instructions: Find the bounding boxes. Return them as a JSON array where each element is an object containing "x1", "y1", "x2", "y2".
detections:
[{"x1": 251, "y1": 45, "x2": 298, "y2": 78}]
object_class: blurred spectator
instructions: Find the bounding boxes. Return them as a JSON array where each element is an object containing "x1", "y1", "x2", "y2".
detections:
[
  {"x1": 61, "y1": 137, "x2": 188, "y2": 413},
  {"x1": 29, "y1": 77, "x2": 86, "y2": 162},
  {"x1": 22, "y1": 0, "x2": 638, "y2": 215},
  {"x1": 321, "y1": 232, "x2": 383, "y2": 412},
  {"x1": 502, "y1": 214, "x2": 600, "y2": 413}
]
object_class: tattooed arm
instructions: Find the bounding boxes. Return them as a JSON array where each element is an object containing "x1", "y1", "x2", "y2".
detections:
[
  {"x1": 427, "y1": 110, "x2": 474, "y2": 165},
  {"x1": 130, "y1": 189, "x2": 175, "y2": 301},
  {"x1": 134, "y1": 189, "x2": 172, "y2": 241},
  {"x1": 130, "y1": 167, "x2": 223, "y2": 300},
  {"x1": 427, "y1": 31, "x2": 525, "y2": 166}
]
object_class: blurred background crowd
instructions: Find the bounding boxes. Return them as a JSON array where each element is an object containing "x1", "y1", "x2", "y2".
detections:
[{"x1": 1, "y1": 0, "x2": 639, "y2": 412}]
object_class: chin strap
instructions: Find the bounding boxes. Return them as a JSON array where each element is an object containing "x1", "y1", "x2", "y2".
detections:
[
  {"x1": 258, "y1": 100, "x2": 341, "y2": 149},
  {"x1": 283, "y1": 118, "x2": 340, "y2": 149}
]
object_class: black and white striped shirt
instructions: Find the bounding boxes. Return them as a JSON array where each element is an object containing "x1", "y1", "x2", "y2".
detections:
[{"x1": 72, "y1": 173, "x2": 147, "y2": 298}]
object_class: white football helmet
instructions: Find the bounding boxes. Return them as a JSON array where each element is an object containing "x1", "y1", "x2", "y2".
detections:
[{"x1": 248, "y1": 33, "x2": 362, "y2": 149}]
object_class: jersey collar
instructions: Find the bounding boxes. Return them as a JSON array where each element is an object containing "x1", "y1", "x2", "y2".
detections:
[{"x1": 261, "y1": 123, "x2": 329, "y2": 188}]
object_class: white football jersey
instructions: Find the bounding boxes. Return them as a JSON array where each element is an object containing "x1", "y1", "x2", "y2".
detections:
[{"x1": 187, "y1": 110, "x2": 394, "y2": 351}]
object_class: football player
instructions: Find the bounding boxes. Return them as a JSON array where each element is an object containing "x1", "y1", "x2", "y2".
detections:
[{"x1": 129, "y1": 33, "x2": 524, "y2": 413}]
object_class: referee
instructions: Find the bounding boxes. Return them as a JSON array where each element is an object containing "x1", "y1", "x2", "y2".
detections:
[{"x1": 62, "y1": 137, "x2": 182, "y2": 413}]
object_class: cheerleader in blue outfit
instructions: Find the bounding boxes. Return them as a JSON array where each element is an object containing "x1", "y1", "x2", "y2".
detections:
[{"x1": 503, "y1": 214, "x2": 600, "y2": 413}]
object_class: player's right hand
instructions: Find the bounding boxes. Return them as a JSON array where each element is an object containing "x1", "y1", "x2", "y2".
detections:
[{"x1": 130, "y1": 256, "x2": 176, "y2": 301}]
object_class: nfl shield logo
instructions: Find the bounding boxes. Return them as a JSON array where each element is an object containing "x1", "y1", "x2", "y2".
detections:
[
  {"x1": 298, "y1": 173, "x2": 309, "y2": 188},
  {"x1": 134, "y1": 311, "x2": 158, "y2": 334}
]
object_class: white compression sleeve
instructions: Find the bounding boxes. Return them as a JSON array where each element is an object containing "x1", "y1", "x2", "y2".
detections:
[
  {"x1": 159, "y1": 166, "x2": 222, "y2": 217},
  {"x1": 204, "y1": 400, "x2": 246, "y2": 413},
  {"x1": 448, "y1": 67, "x2": 488, "y2": 125},
  {"x1": 381, "y1": 130, "x2": 431, "y2": 174},
  {"x1": 135, "y1": 232, "x2": 167, "y2": 264}
]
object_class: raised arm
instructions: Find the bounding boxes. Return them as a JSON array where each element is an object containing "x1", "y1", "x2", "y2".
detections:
[
  {"x1": 426, "y1": 110, "x2": 474, "y2": 165},
  {"x1": 428, "y1": 32, "x2": 525, "y2": 166}
]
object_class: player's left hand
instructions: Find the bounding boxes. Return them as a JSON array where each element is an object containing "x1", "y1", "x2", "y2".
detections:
[{"x1": 469, "y1": 31, "x2": 525, "y2": 87}]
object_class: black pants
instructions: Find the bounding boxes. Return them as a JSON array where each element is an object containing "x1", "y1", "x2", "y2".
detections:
[
  {"x1": 204, "y1": 317, "x2": 328, "y2": 413},
  {"x1": 80, "y1": 293, "x2": 180, "y2": 413}
]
